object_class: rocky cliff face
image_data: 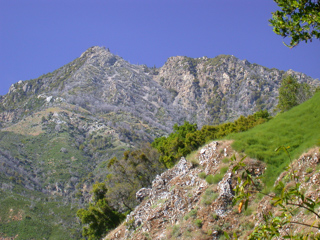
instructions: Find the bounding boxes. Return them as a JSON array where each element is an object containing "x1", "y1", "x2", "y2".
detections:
[
  {"x1": 154, "y1": 55, "x2": 319, "y2": 124},
  {"x1": 105, "y1": 141, "x2": 320, "y2": 240}
]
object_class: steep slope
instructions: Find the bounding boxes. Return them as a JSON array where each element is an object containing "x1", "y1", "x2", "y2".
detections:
[
  {"x1": 1, "y1": 46, "x2": 319, "y2": 129},
  {"x1": 105, "y1": 142, "x2": 320, "y2": 240},
  {"x1": 230, "y1": 91, "x2": 320, "y2": 186}
]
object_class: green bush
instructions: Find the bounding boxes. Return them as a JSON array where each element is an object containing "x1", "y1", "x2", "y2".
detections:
[
  {"x1": 306, "y1": 167, "x2": 313, "y2": 174},
  {"x1": 205, "y1": 174, "x2": 215, "y2": 184},
  {"x1": 198, "y1": 172, "x2": 207, "y2": 179},
  {"x1": 222, "y1": 157, "x2": 230, "y2": 163},
  {"x1": 77, "y1": 182, "x2": 125, "y2": 240},
  {"x1": 205, "y1": 173, "x2": 224, "y2": 184},
  {"x1": 194, "y1": 219, "x2": 203, "y2": 228},
  {"x1": 184, "y1": 209, "x2": 198, "y2": 220},
  {"x1": 220, "y1": 166, "x2": 229, "y2": 174},
  {"x1": 152, "y1": 111, "x2": 270, "y2": 168},
  {"x1": 171, "y1": 224, "x2": 181, "y2": 238}
]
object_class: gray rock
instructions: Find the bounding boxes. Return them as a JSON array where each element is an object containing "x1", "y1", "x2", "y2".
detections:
[{"x1": 136, "y1": 188, "x2": 152, "y2": 202}]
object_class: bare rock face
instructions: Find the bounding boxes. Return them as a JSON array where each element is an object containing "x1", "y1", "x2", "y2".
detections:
[
  {"x1": 214, "y1": 172, "x2": 233, "y2": 217},
  {"x1": 136, "y1": 188, "x2": 152, "y2": 203},
  {"x1": 199, "y1": 141, "x2": 220, "y2": 174},
  {"x1": 154, "y1": 55, "x2": 320, "y2": 125},
  {"x1": 123, "y1": 157, "x2": 197, "y2": 236}
]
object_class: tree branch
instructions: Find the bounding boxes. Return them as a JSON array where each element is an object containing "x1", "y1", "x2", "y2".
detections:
[{"x1": 287, "y1": 202, "x2": 320, "y2": 219}]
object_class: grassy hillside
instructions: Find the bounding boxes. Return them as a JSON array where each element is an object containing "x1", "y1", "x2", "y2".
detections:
[
  {"x1": 229, "y1": 91, "x2": 320, "y2": 187},
  {"x1": 0, "y1": 172, "x2": 81, "y2": 240}
]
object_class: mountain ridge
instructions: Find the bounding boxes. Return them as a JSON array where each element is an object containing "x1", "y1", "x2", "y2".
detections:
[{"x1": 1, "y1": 46, "x2": 319, "y2": 128}]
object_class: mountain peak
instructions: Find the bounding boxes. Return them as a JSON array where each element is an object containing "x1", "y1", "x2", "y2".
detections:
[
  {"x1": 77, "y1": 46, "x2": 122, "y2": 70},
  {"x1": 80, "y1": 46, "x2": 115, "y2": 58},
  {"x1": 80, "y1": 46, "x2": 110, "y2": 57}
]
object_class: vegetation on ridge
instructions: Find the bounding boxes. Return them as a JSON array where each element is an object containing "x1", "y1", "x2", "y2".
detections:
[
  {"x1": 152, "y1": 110, "x2": 271, "y2": 168},
  {"x1": 231, "y1": 146, "x2": 320, "y2": 239}
]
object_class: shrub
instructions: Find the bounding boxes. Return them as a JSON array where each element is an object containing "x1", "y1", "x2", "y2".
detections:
[
  {"x1": 222, "y1": 157, "x2": 230, "y2": 163},
  {"x1": 171, "y1": 224, "x2": 181, "y2": 238},
  {"x1": 220, "y1": 166, "x2": 228, "y2": 174},
  {"x1": 152, "y1": 111, "x2": 270, "y2": 168},
  {"x1": 77, "y1": 182, "x2": 125, "y2": 239},
  {"x1": 306, "y1": 167, "x2": 313, "y2": 174},
  {"x1": 198, "y1": 172, "x2": 206, "y2": 179},
  {"x1": 194, "y1": 219, "x2": 203, "y2": 228},
  {"x1": 205, "y1": 174, "x2": 215, "y2": 184},
  {"x1": 209, "y1": 174, "x2": 224, "y2": 184}
]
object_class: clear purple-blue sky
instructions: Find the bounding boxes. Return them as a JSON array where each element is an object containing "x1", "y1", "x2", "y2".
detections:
[{"x1": 0, "y1": 0, "x2": 319, "y2": 96}]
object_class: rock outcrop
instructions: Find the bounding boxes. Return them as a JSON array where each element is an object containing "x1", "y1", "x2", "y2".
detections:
[
  {"x1": 105, "y1": 142, "x2": 320, "y2": 240},
  {"x1": 105, "y1": 141, "x2": 265, "y2": 240}
]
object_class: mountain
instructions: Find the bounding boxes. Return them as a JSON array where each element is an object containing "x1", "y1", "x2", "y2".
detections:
[
  {"x1": 0, "y1": 46, "x2": 319, "y2": 239},
  {"x1": 1, "y1": 46, "x2": 319, "y2": 128}
]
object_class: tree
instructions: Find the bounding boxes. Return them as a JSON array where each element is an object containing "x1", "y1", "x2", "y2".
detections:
[
  {"x1": 277, "y1": 75, "x2": 300, "y2": 112},
  {"x1": 106, "y1": 143, "x2": 165, "y2": 212},
  {"x1": 152, "y1": 121, "x2": 198, "y2": 168},
  {"x1": 269, "y1": 0, "x2": 320, "y2": 47},
  {"x1": 77, "y1": 182, "x2": 125, "y2": 240},
  {"x1": 276, "y1": 75, "x2": 312, "y2": 112}
]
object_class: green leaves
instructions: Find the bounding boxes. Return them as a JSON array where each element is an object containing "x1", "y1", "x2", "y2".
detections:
[
  {"x1": 269, "y1": 0, "x2": 320, "y2": 47},
  {"x1": 276, "y1": 75, "x2": 312, "y2": 113},
  {"x1": 106, "y1": 143, "x2": 164, "y2": 212},
  {"x1": 77, "y1": 182, "x2": 125, "y2": 240}
]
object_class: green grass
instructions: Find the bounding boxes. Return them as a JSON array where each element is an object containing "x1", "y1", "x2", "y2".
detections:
[
  {"x1": 201, "y1": 189, "x2": 218, "y2": 205},
  {"x1": 229, "y1": 91, "x2": 320, "y2": 187},
  {"x1": 184, "y1": 209, "x2": 198, "y2": 220}
]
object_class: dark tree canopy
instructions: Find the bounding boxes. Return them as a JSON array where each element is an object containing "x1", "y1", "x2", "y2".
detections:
[
  {"x1": 269, "y1": 0, "x2": 320, "y2": 47},
  {"x1": 77, "y1": 182, "x2": 125, "y2": 240}
]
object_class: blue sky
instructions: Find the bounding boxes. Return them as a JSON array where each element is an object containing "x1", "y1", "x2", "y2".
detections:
[{"x1": 0, "y1": 0, "x2": 319, "y2": 96}]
